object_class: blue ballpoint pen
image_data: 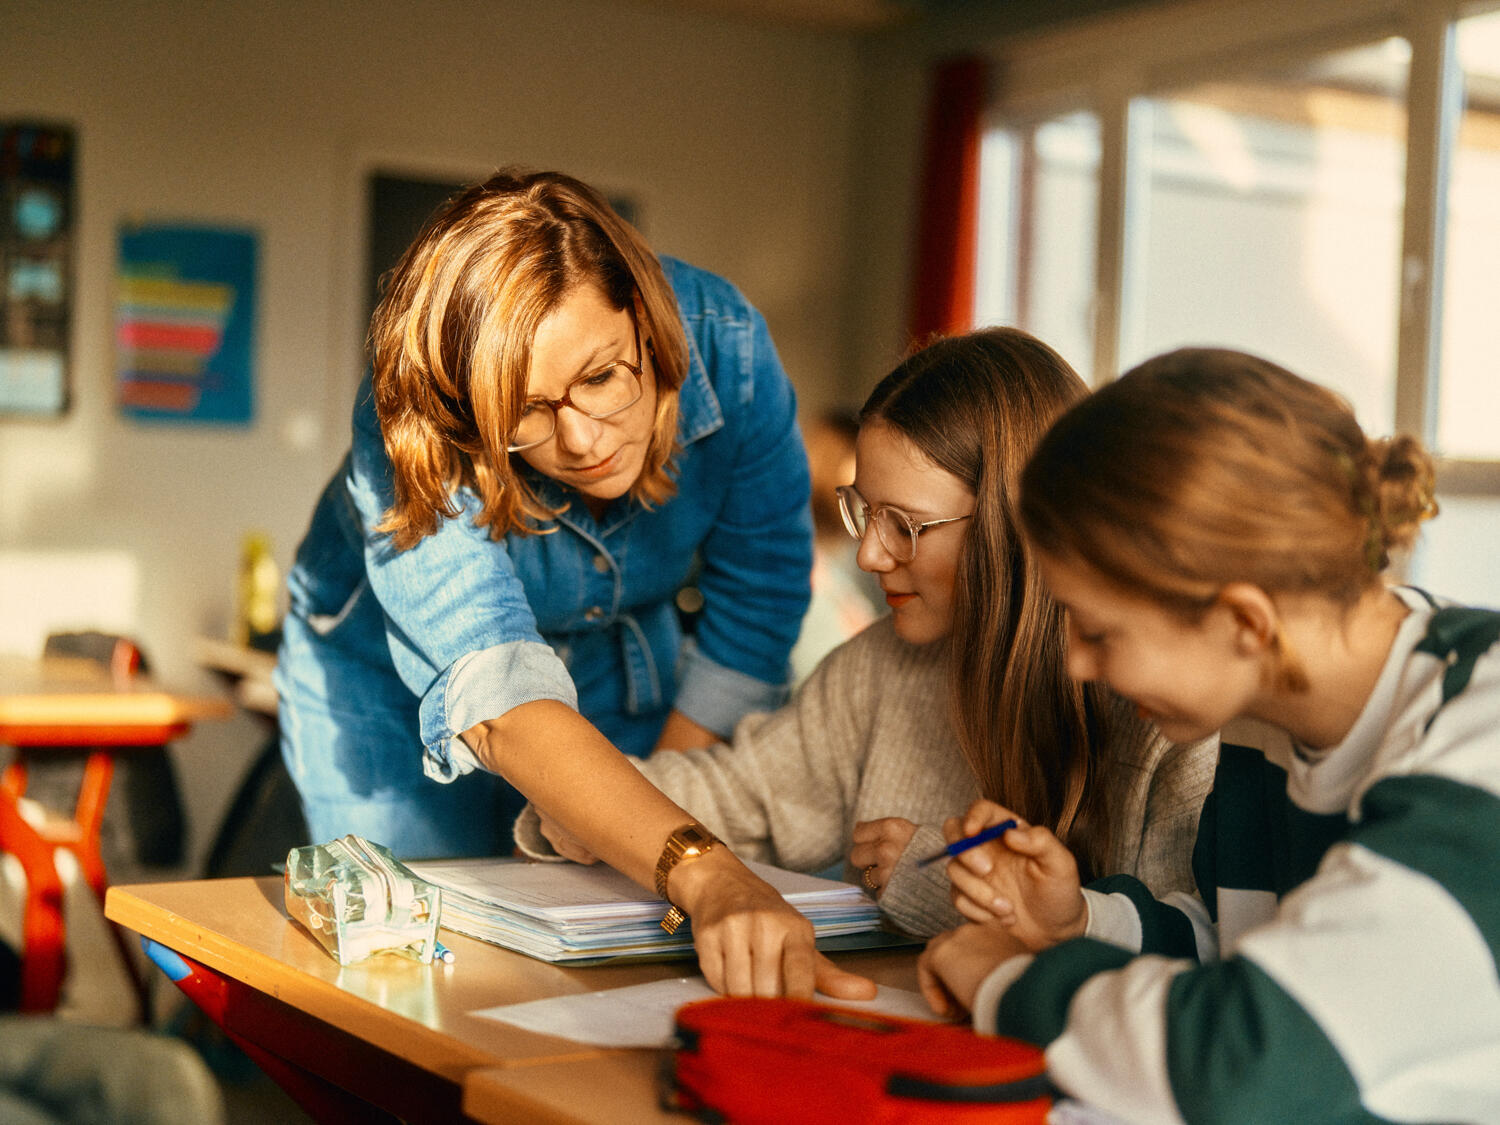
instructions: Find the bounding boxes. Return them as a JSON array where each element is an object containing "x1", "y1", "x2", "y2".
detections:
[
  {"x1": 915, "y1": 818, "x2": 1019, "y2": 867},
  {"x1": 433, "y1": 939, "x2": 455, "y2": 965}
]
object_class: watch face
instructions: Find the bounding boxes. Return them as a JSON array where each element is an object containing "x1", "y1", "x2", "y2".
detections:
[{"x1": 680, "y1": 823, "x2": 715, "y2": 851}]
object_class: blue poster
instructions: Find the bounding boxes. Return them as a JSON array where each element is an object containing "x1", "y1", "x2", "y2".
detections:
[{"x1": 115, "y1": 223, "x2": 257, "y2": 424}]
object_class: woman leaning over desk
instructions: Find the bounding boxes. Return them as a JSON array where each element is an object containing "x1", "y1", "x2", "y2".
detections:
[{"x1": 274, "y1": 168, "x2": 871, "y2": 998}]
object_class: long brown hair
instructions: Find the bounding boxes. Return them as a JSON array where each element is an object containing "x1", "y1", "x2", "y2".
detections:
[
  {"x1": 1019, "y1": 348, "x2": 1439, "y2": 618},
  {"x1": 862, "y1": 328, "x2": 1155, "y2": 881},
  {"x1": 370, "y1": 168, "x2": 688, "y2": 550}
]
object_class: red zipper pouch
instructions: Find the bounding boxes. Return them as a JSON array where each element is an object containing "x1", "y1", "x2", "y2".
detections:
[{"x1": 666, "y1": 996, "x2": 1052, "y2": 1124}]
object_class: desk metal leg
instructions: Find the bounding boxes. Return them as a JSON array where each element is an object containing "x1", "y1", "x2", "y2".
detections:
[
  {"x1": 0, "y1": 751, "x2": 154, "y2": 1022},
  {"x1": 143, "y1": 940, "x2": 462, "y2": 1125},
  {"x1": 0, "y1": 786, "x2": 65, "y2": 1011}
]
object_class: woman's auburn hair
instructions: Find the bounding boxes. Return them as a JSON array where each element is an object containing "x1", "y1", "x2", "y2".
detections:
[
  {"x1": 1018, "y1": 347, "x2": 1439, "y2": 619},
  {"x1": 862, "y1": 328, "x2": 1155, "y2": 883},
  {"x1": 370, "y1": 168, "x2": 688, "y2": 550}
]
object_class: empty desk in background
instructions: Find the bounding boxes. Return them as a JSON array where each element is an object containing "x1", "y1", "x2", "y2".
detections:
[
  {"x1": 104, "y1": 875, "x2": 923, "y2": 1124},
  {"x1": 0, "y1": 655, "x2": 232, "y2": 1013}
]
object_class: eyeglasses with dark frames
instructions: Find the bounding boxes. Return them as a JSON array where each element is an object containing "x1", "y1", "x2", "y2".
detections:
[
  {"x1": 506, "y1": 317, "x2": 646, "y2": 452},
  {"x1": 835, "y1": 484, "x2": 972, "y2": 563}
]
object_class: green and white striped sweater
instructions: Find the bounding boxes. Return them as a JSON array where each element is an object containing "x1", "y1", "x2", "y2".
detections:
[{"x1": 972, "y1": 587, "x2": 1500, "y2": 1124}]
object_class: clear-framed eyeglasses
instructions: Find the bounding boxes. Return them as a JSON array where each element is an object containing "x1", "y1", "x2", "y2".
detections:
[
  {"x1": 506, "y1": 318, "x2": 646, "y2": 452},
  {"x1": 835, "y1": 484, "x2": 972, "y2": 563}
]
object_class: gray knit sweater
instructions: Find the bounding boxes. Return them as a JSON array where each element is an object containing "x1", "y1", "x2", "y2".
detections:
[{"x1": 517, "y1": 616, "x2": 1216, "y2": 937}]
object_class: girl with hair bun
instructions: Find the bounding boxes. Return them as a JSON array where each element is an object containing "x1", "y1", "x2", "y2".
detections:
[{"x1": 918, "y1": 348, "x2": 1499, "y2": 1122}]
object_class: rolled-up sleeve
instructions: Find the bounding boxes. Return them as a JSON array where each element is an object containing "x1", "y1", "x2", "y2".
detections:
[
  {"x1": 673, "y1": 637, "x2": 788, "y2": 739},
  {"x1": 420, "y1": 641, "x2": 578, "y2": 780},
  {"x1": 344, "y1": 379, "x2": 579, "y2": 781}
]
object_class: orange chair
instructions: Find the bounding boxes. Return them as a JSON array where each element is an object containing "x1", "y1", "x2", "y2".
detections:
[{"x1": 1, "y1": 636, "x2": 179, "y2": 1017}]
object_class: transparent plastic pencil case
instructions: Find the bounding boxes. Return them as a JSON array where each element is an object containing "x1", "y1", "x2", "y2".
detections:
[{"x1": 284, "y1": 834, "x2": 443, "y2": 966}]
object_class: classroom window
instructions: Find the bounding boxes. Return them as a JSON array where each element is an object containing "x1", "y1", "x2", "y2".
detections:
[
  {"x1": 974, "y1": 112, "x2": 1101, "y2": 381},
  {"x1": 1436, "y1": 5, "x2": 1500, "y2": 460},
  {"x1": 977, "y1": 0, "x2": 1500, "y2": 606},
  {"x1": 1117, "y1": 40, "x2": 1410, "y2": 437}
]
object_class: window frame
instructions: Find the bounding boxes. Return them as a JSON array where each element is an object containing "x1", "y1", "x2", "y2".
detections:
[{"x1": 981, "y1": 0, "x2": 1499, "y2": 494}]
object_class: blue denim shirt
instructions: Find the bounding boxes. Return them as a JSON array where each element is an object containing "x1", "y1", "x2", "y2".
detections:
[{"x1": 280, "y1": 257, "x2": 812, "y2": 783}]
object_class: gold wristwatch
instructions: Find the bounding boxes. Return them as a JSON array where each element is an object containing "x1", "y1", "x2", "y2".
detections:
[{"x1": 654, "y1": 822, "x2": 719, "y2": 934}]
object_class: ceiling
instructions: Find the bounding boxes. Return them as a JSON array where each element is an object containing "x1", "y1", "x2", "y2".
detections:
[
  {"x1": 631, "y1": 0, "x2": 921, "y2": 31},
  {"x1": 627, "y1": 0, "x2": 1170, "y2": 38}
]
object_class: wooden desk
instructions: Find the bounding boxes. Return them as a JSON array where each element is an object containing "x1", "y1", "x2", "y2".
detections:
[
  {"x1": 105, "y1": 876, "x2": 922, "y2": 1124},
  {"x1": 1, "y1": 656, "x2": 233, "y2": 1013},
  {"x1": 0, "y1": 655, "x2": 233, "y2": 741}
]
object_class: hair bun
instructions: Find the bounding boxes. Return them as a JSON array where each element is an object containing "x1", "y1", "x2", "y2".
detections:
[{"x1": 1368, "y1": 434, "x2": 1438, "y2": 561}]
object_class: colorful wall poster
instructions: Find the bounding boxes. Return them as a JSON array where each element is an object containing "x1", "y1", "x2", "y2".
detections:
[
  {"x1": 115, "y1": 223, "x2": 258, "y2": 424},
  {"x1": 0, "y1": 122, "x2": 75, "y2": 417}
]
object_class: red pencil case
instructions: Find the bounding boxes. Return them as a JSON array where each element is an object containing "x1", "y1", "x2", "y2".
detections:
[{"x1": 665, "y1": 996, "x2": 1052, "y2": 1124}]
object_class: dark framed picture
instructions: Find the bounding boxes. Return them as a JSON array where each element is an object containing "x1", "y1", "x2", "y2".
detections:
[{"x1": 0, "y1": 121, "x2": 75, "y2": 418}]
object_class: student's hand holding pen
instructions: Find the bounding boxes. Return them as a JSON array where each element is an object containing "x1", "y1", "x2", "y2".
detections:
[{"x1": 943, "y1": 799, "x2": 1087, "y2": 952}]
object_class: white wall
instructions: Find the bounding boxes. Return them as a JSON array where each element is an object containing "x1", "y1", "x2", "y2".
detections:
[
  {"x1": 839, "y1": 34, "x2": 929, "y2": 397},
  {"x1": 0, "y1": 0, "x2": 875, "y2": 874}
]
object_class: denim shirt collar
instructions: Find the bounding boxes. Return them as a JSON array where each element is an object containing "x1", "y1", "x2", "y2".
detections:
[{"x1": 675, "y1": 330, "x2": 724, "y2": 445}]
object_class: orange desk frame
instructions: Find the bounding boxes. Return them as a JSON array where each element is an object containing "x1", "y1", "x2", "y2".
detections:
[{"x1": 0, "y1": 656, "x2": 231, "y2": 1013}]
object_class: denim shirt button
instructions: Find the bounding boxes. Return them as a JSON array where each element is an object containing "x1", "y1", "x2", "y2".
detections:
[
  {"x1": 584, "y1": 606, "x2": 605, "y2": 623},
  {"x1": 592, "y1": 554, "x2": 610, "y2": 573}
]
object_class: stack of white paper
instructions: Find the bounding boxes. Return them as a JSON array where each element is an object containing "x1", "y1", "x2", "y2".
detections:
[{"x1": 407, "y1": 856, "x2": 889, "y2": 964}]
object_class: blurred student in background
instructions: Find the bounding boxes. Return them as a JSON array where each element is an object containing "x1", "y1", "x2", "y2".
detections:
[{"x1": 790, "y1": 407, "x2": 881, "y2": 683}]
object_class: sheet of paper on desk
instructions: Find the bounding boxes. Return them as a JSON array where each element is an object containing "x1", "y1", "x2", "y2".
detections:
[{"x1": 472, "y1": 977, "x2": 940, "y2": 1049}]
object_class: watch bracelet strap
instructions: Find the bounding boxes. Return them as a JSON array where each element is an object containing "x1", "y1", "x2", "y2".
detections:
[
  {"x1": 655, "y1": 822, "x2": 718, "y2": 934},
  {"x1": 654, "y1": 861, "x2": 672, "y2": 901}
]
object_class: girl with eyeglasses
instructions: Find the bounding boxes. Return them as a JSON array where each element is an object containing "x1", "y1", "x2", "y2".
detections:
[
  {"x1": 918, "y1": 349, "x2": 1497, "y2": 1121},
  {"x1": 523, "y1": 328, "x2": 1216, "y2": 938},
  {"x1": 275, "y1": 168, "x2": 873, "y2": 1000}
]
